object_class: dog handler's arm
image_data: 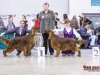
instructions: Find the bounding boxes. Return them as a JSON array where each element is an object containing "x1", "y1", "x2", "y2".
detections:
[
  {"x1": 53, "y1": 28, "x2": 64, "y2": 32},
  {"x1": 5, "y1": 27, "x2": 18, "y2": 34},
  {"x1": 73, "y1": 29, "x2": 82, "y2": 40},
  {"x1": 0, "y1": 27, "x2": 18, "y2": 36},
  {"x1": 0, "y1": 32, "x2": 5, "y2": 36}
]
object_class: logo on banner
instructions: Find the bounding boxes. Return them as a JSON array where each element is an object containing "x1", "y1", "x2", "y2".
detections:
[
  {"x1": 23, "y1": 14, "x2": 36, "y2": 17},
  {"x1": 0, "y1": 14, "x2": 16, "y2": 18},
  {"x1": 83, "y1": 65, "x2": 100, "y2": 72}
]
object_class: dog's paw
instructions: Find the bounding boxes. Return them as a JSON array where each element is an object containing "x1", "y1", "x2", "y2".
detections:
[
  {"x1": 4, "y1": 55, "x2": 7, "y2": 57},
  {"x1": 77, "y1": 55, "x2": 81, "y2": 57},
  {"x1": 55, "y1": 55, "x2": 58, "y2": 57},
  {"x1": 25, "y1": 55, "x2": 28, "y2": 57}
]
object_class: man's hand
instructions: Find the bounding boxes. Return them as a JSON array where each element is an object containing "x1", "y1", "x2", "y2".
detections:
[
  {"x1": 90, "y1": 33, "x2": 92, "y2": 36},
  {"x1": 53, "y1": 29, "x2": 56, "y2": 33},
  {"x1": 96, "y1": 33, "x2": 99, "y2": 36},
  {"x1": 0, "y1": 32, "x2": 5, "y2": 37},
  {"x1": 0, "y1": 35, "x2": 2, "y2": 37}
]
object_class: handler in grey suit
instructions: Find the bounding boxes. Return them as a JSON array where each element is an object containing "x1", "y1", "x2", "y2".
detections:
[
  {"x1": 0, "y1": 20, "x2": 31, "y2": 56},
  {"x1": 39, "y1": 2, "x2": 55, "y2": 55}
]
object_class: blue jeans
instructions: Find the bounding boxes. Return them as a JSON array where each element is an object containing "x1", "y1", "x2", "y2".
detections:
[
  {"x1": 84, "y1": 35, "x2": 98, "y2": 47},
  {"x1": 89, "y1": 35, "x2": 98, "y2": 46}
]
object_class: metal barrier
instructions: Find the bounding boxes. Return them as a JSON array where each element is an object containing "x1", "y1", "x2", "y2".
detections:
[{"x1": 34, "y1": 33, "x2": 43, "y2": 47}]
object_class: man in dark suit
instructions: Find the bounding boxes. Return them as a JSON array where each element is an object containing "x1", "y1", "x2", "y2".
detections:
[{"x1": 0, "y1": 20, "x2": 31, "y2": 55}]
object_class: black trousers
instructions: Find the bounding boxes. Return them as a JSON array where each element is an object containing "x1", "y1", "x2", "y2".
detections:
[
  {"x1": 17, "y1": 50, "x2": 31, "y2": 55},
  {"x1": 98, "y1": 35, "x2": 100, "y2": 40},
  {"x1": 17, "y1": 50, "x2": 22, "y2": 54},
  {"x1": 97, "y1": 35, "x2": 100, "y2": 44},
  {"x1": 42, "y1": 33, "x2": 54, "y2": 54}
]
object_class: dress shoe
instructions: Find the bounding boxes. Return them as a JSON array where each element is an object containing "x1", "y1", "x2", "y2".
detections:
[
  {"x1": 16, "y1": 53, "x2": 20, "y2": 55},
  {"x1": 50, "y1": 53, "x2": 54, "y2": 55},
  {"x1": 28, "y1": 51, "x2": 31, "y2": 56},
  {"x1": 88, "y1": 45, "x2": 93, "y2": 49}
]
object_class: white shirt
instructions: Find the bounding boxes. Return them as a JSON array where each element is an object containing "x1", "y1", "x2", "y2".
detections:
[
  {"x1": 54, "y1": 27, "x2": 82, "y2": 40},
  {"x1": 87, "y1": 29, "x2": 92, "y2": 35},
  {"x1": 19, "y1": 28, "x2": 23, "y2": 35}
]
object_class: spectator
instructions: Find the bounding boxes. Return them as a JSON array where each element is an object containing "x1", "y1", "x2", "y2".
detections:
[
  {"x1": 22, "y1": 15, "x2": 28, "y2": 29},
  {"x1": 7, "y1": 15, "x2": 15, "y2": 30},
  {"x1": 58, "y1": 14, "x2": 68, "y2": 29},
  {"x1": 55, "y1": 12, "x2": 60, "y2": 29},
  {"x1": 87, "y1": 25, "x2": 94, "y2": 35},
  {"x1": 70, "y1": 15, "x2": 79, "y2": 29},
  {"x1": 89, "y1": 17, "x2": 94, "y2": 30},
  {"x1": 0, "y1": 17, "x2": 6, "y2": 30},
  {"x1": 80, "y1": 13, "x2": 91, "y2": 27},
  {"x1": 63, "y1": 14, "x2": 68, "y2": 20},
  {"x1": 94, "y1": 22, "x2": 100, "y2": 44},
  {"x1": 80, "y1": 23, "x2": 97, "y2": 48},
  {"x1": 34, "y1": 13, "x2": 40, "y2": 28}
]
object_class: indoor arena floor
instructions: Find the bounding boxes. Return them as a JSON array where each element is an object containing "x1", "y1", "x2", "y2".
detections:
[{"x1": 0, "y1": 49, "x2": 100, "y2": 75}]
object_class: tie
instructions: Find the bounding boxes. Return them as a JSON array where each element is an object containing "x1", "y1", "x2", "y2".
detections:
[
  {"x1": 11, "y1": 25, "x2": 13, "y2": 29},
  {"x1": 20, "y1": 28, "x2": 22, "y2": 35}
]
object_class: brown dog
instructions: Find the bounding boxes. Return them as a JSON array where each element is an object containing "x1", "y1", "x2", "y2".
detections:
[
  {"x1": 47, "y1": 30, "x2": 85, "y2": 57},
  {"x1": 0, "y1": 27, "x2": 39, "y2": 57}
]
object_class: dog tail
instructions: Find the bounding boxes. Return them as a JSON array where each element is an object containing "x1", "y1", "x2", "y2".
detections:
[
  {"x1": 0, "y1": 36, "x2": 9, "y2": 45},
  {"x1": 75, "y1": 40, "x2": 85, "y2": 45},
  {"x1": 75, "y1": 40, "x2": 80, "y2": 44}
]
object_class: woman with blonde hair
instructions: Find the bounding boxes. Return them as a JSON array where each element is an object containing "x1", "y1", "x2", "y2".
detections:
[{"x1": 7, "y1": 15, "x2": 15, "y2": 30}]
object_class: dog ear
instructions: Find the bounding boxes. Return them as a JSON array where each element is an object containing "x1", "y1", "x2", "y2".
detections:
[
  {"x1": 32, "y1": 26, "x2": 39, "y2": 30},
  {"x1": 45, "y1": 30, "x2": 49, "y2": 33},
  {"x1": 31, "y1": 26, "x2": 40, "y2": 33},
  {"x1": 49, "y1": 29, "x2": 53, "y2": 31}
]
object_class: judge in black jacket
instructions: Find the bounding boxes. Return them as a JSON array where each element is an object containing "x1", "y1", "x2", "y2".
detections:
[{"x1": 0, "y1": 20, "x2": 31, "y2": 55}]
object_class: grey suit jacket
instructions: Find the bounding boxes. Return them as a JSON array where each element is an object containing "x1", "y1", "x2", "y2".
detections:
[
  {"x1": 39, "y1": 10, "x2": 55, "y2": 33},
  {"x1": 5, "y1": 27, "x2": 30, "y2": 37}
]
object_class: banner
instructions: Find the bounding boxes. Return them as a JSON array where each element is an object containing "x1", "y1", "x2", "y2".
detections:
[
  {"x1": 0, "y1": 14, "x2": 16, "y2": 18},
  {"x1": 91, "y1": 0, "x2": 100, "y2": 6}
]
